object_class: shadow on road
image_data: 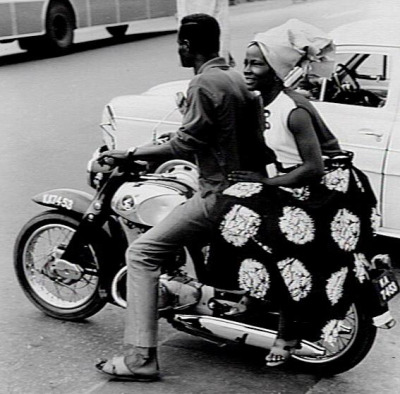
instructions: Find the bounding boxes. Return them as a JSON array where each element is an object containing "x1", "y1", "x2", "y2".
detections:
[{"x1": 0, "y1": 30, "x2": 176, "y2": 66}]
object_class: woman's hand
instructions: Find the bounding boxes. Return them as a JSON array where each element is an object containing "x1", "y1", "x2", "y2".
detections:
[{"x1": 228, "y1": 171, "x2": 267, "y2": 183}]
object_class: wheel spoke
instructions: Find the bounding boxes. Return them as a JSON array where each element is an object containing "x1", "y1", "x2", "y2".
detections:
[
  {"x1": 22, "y1": 222, "x2": 100, "y2": 309},
  {"x1": 293, "y1": 306, "x2": 359, "y2": 364}
]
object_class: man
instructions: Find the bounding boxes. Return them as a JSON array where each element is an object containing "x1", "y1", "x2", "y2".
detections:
[
  {"x1": 95, "y1": 13, "x2": 269, "y2": 381},
  {"x1": 177, "y1": 0, "x2": 234, "y2": 65}
]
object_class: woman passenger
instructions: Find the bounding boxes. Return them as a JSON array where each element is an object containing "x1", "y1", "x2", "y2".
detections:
[{"x1": 208, "y1": 19, "x2": 396, "y2": 367}]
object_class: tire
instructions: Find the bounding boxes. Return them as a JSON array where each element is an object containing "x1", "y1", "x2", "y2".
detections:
[
  {"x1": 292, "y1": 302, "x2": 377, "y2": 375},
  {"x1": 14, "y1": 211, "x2": 108, "y2": 321},
  {"x1": 106, "y1": 25, "x2": 129, "y2": 39},
  {"x1": 44, "y1": 2, "x2": 75, "y2": 52}
]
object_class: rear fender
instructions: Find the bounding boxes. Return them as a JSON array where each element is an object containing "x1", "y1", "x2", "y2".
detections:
[{"x1": 32, "y1": 188, "x2": 93, "y2": 215}]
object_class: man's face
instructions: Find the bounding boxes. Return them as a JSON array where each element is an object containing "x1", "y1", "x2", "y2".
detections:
[{"x1": 178, "y1": 36, "x2": 193, "y2": 68}]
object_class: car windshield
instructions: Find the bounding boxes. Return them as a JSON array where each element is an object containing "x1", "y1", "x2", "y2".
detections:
[{"x1": 297, "y1": 51, "x2": 390, "y2": 108}]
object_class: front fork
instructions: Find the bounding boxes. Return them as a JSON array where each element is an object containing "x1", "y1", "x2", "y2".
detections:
[{"x1": 60, "y1": 170, "x2": 125, "y2": 267}]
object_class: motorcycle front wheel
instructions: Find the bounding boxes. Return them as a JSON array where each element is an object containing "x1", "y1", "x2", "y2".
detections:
[
  {"x1": 14, "y1": 210, "x2": 108, "y2": 321},
  {"x1": 292, "y1": 301, "x2": 377, "y2": 375}
]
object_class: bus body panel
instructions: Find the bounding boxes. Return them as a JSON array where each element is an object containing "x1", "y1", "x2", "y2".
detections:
[
  {"x1": 0, "y1": 1, "x2": 47, "y2": 38},
  {"x1": 0, "y1": 0, "x2": 177, "y2": 43},
  {"x1": 15, "y1": 1, "x2": 45, "y2": 34},
  {"x1": 89, "y1": 0, "x2": 118, "y2": 26},
  {"x1": 0, "y1": 3, "x2": 13, "y2": 37},
  {"x1": 70, "y1": 0, "x2": 89, "y2": 28},
  {"x1": 149, "y1": 0, "x2": 176, "y2": 18},
  {"x1": 119, "y1": 0, "x2": 147, "y2": 22}
]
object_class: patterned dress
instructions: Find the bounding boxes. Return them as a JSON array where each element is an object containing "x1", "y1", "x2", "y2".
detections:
[{"x1": 207, "y1": 90, "x2": 389, "y2": 338}]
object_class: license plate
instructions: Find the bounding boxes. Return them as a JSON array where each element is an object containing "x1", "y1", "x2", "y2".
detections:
[{"x1": 372, "y1": 270, "x2": 400, "y2": 305}]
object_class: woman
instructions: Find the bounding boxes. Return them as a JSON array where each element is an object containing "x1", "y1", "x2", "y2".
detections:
[{"x1": 207, "y1": 19, "x2": 396, "y2": 367}]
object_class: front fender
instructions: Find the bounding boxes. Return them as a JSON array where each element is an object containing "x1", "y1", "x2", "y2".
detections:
[{"x1": 32, "y1": 188, "x2": 93, "y2": 215}]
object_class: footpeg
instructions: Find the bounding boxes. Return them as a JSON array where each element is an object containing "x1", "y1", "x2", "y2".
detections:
[{"x1": 159, "y1": 274, "x2": 201, "y2": 311}]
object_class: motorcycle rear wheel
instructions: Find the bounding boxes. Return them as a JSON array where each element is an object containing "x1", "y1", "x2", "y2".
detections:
[
  {"x1": 292, "y1": 301, "x2": 377, "y2": 375},
  {"x1": 14, "y1": 210, "x2": 108, "y2": 321}
]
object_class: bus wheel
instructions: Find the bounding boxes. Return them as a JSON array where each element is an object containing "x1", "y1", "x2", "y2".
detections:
[
  {"x1": 44, "y1": 2, "x2": 75, "y2": 52},
  {"x1": 106, "y1": 25, "x2": 129, "y2": 39}
]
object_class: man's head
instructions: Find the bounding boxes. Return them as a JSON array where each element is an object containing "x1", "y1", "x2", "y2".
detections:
[{"x1": 178, "y1": 13, "x2": 220, "y2": 68}]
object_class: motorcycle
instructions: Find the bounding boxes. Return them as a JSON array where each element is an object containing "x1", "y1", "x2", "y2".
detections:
[{"x1": 14, "y1": 123, "x2": 380, "y2": 377}]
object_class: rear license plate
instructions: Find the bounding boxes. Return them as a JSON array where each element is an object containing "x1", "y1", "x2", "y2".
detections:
[{"x1": 373, "y1": 270, "x2": 400, "y2": 305}]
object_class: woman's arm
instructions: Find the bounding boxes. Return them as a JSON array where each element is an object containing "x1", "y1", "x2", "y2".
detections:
[
  {"x1": 229, "y1": 107, "x2": 324, "y2": 187},
  {"x1": 266, "y1": 107, "x2": 324, "y2": 186}
]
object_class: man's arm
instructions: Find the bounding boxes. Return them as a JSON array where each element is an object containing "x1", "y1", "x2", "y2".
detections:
[
  {"x1": 130, "y1": 142, "x2": 176, "y2": 161},
  {"x1": 97, "y1": 140, "x2": 175, "y2": 165},
  {"x1": 169, "y1": 84, "x2": 216, "y2": 155},
  {"x1": 98, "y1": 84, "x2": 215, "y2": 164}
]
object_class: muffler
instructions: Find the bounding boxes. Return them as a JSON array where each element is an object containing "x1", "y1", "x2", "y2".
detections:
[{"x1": 173, "y1": 314, "x2": 326, "y2": 357}]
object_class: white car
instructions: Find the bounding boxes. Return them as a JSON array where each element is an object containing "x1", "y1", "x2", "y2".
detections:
[{"x1": 100, "y1": 18, "x2": 400, "y2": 240}]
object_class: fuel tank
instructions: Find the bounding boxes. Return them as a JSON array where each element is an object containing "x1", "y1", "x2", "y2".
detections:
[{"x1": 111, "y1": 180, "x2": 188, "y2": 226}]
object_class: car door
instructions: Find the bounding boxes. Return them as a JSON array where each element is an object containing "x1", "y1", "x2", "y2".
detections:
[
  {"x1": 312, "y1": 45, "x2": 400, "y2": 232},
  {"x1": 381, "y1": 47, "x2": 400, "y2": 235}
]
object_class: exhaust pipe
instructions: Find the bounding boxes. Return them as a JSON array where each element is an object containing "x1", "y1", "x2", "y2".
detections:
[{"x1": 174, "y1": 315, "x2": 326, "y2": 357}]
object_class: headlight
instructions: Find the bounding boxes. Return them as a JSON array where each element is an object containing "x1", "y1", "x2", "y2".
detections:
[{"x1": 100, "y1": 104, "x2": 116, "y2": 149}]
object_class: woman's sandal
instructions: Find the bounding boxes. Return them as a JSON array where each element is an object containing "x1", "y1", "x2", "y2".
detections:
[
  {"x1": 95, "y1": 356, "x2": 160, "y2": 382},
  {"x1": 265, "y1": 338, "x2": 300, "y2": 367},
  {"x1": 378, "y1": 318, "x2": 396, "y2": 329},
  {"x1": 373, "y1": 312, "x2": 397, "y2": 330}
]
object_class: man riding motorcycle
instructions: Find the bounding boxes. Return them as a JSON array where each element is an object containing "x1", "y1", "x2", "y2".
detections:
[{"x1": 95, "y1": 13, "x2": 272, "y2": 381}]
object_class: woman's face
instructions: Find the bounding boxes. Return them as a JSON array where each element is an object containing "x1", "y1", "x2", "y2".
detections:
[{"x1": 243, "y1": 44, "x2": 276, "y2": 92}]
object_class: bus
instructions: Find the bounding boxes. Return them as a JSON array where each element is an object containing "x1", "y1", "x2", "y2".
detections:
[{"x1": 0, "y1": 0, "x2": 177, "y2": 53}]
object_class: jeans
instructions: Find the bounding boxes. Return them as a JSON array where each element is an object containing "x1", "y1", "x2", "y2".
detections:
[{"x1": 124, "y1": 192, "x2": 217, "y2": 347}]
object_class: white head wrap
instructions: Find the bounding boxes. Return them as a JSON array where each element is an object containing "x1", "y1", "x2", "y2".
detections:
[{"x1": 252, "y1": 19, "x2": 335, "y2": 82}]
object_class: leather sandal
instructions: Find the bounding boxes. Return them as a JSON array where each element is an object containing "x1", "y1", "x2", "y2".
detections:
[
  {"x1": 95, "y1": 355, "x2": 160, "y2": 382},
  {"x1": 373, "y1": 312, "x2": 397, "y2": 329},
  {"x1": 378, "y1": 318, "x2": 396, "y2": 329}
]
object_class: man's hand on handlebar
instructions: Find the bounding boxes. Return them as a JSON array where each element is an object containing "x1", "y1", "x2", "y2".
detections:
[
  {"x1": 156, "y1": 131, "x2": 175, "y2": 145},
  {"x1": 97, "y1": 149, "x2": 131, "y2": 167}
]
